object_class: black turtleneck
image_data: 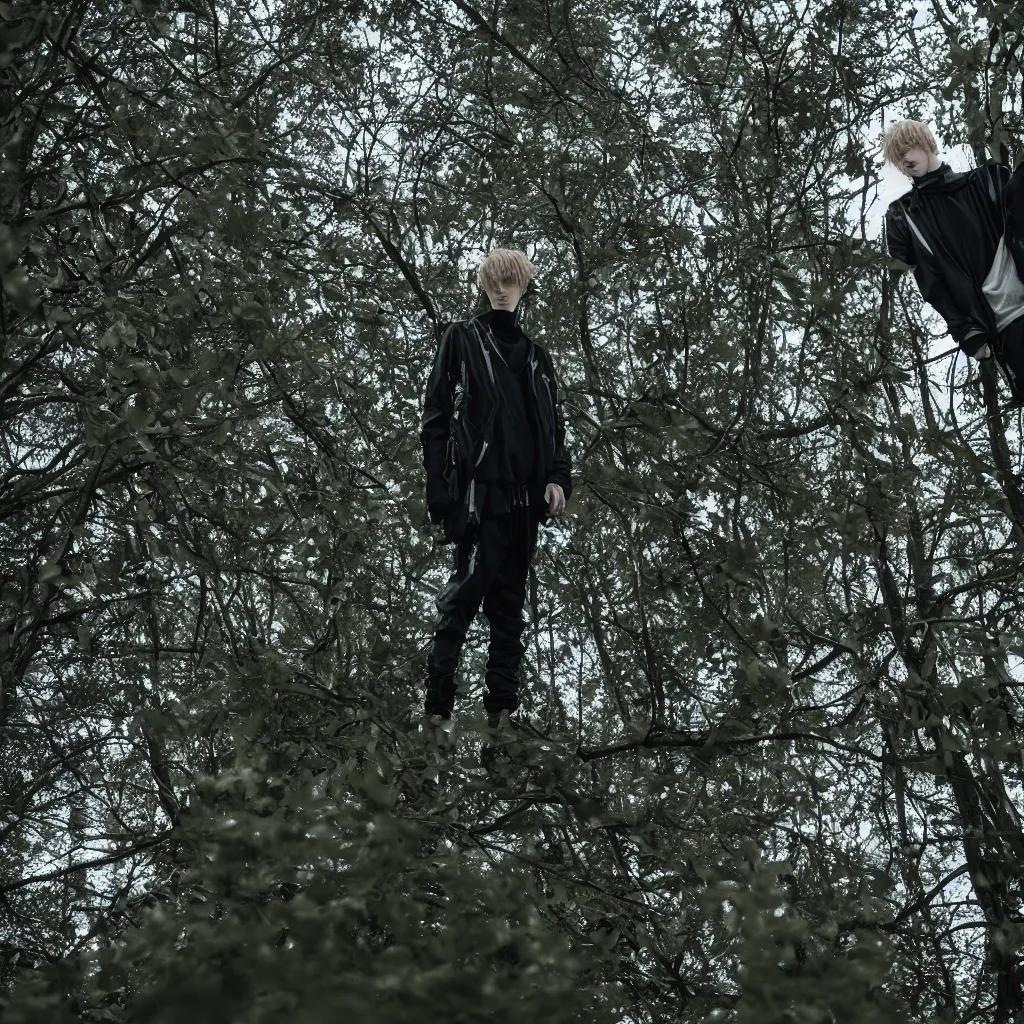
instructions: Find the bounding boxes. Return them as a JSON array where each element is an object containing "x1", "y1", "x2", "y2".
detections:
[
  {"x1": 912, "y1": 162, "x2": 950, "y2": 189},
  {"x1": 483, "y1": 307, "x2": 528, "y2": 371},
  {"x1": 486, "y1": 307, "x2": 518, "y2": 334},
  {"x1": 476, "y1": 306, "x2": 540, "y2": 511}
]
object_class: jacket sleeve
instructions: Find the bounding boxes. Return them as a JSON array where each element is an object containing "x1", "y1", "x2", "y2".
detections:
[
  {"x1": 544, "y1": 354, "x2": 573, "y2": 503},
  {"x1": 984, "y1": 160, "x2": 1011, "y2": 216},
  {"x1": 1003, "y1": 161, "x2": 1024, "y2": 281},
  {"x1": 420, "y1": 321, "x2": 457, "y2": 518},
  {"x1": 883, "y1": 203, "x2": 913, "y2": 268},
  {"x1": 884, "y1": 202, "x2": 985, "y2": 356}
]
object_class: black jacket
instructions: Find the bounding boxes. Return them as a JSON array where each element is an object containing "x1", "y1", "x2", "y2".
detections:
[
  {"x1": 420, "y1": 311, "x2": 573, "y2": 543},
  {"x1": 884, "y1": 160, "x2": 1024, "y2": 357}
]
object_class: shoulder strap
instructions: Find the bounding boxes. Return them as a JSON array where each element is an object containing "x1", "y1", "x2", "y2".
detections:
[{"x1": 902, "y1": 210, "x2": 934, "y2": 256}]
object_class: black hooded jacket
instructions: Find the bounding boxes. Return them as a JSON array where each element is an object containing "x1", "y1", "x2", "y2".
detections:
[
  {"x1": 419, "y1": 307, "x2": 573, "y2": 542},
  {"x1": 474, "y1": 307, "x2": 539, "y2": 491},
  {"x1": 883, "y1": 160, "x2": 1024, "y2": 357}
]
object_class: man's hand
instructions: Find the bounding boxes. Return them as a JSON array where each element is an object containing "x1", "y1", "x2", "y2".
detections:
[
  {"x1": 545, "y1": 483, "x2": 565, "y2": 516},
  {"x1": 975, "y1": 342, "x2": 992, "y2": 360}
]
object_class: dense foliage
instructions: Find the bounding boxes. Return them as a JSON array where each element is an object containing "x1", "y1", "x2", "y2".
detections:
[{"x1": 3, "y1": 0, "x2": 1024, "y2": 1020}]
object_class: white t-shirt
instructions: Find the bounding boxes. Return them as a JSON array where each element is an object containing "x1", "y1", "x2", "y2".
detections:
[{"x1": 982, "y1": 235, "x2": 1024, "y2": 331}]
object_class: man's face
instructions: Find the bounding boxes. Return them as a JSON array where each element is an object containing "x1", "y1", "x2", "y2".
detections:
[
  {"x1": 484, "y1": 277, "x2": 525, "y2": 311},
  {"x1": 899, "y1": 145, "x2": 934, "y2": 178}
]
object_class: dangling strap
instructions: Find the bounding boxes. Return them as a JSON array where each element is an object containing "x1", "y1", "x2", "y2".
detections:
[{"x1": 903, "y1": 210, "x2": 934, "y2": 255}]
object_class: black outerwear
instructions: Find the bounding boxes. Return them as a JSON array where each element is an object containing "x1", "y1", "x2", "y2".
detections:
[
  {"x1": 475, "y1": 307, "x2": 538, "y2": 495},
  {"x1": 884, "y1": 160, "x2": 1024, "y2": 357},
  {"x1": 419, "y1": 308, "x2": 573, "y2": 544}
]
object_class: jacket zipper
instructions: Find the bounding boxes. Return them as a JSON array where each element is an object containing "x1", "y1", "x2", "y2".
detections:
[
  {"x1": 458, "y1": 318, "x2": 556, "y2": 516},
  {"x1": 473, "y1": 320, "x2": 497, "y2": 385},
  {"x1": 535, "y1": 354, "x2": 557, "y2": 460},
  {"x1": 470, "y1": 321, "x2": 497, "y2": 489}
]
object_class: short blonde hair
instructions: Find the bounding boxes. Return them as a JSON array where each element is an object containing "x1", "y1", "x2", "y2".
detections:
[
  {"x1": 476, "y1": 248, "x2": 535, "y2": 294},
  {"x1": 881, "y1": 120, "x2": 939, "y2": 167}
]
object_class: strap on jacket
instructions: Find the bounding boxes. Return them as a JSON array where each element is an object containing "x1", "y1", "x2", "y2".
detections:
[{"x1": 902, "y1": 210, "x2": 934, "y2": 256}]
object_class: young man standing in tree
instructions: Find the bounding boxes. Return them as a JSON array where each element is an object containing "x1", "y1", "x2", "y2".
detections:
[
  {"x1": 882, "y1": 119, "x2": 1024, "y2": 402},
  {"x1": 419, "y1": 248, "x2": 573, "y2": 736}
]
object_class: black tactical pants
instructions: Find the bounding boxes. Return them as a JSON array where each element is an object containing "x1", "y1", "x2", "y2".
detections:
[{"x1": 425, "y1": 497, "x2": 538, "y2": 718}]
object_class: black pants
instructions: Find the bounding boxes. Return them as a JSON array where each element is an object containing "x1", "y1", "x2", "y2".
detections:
[
  {"x1": 425, "y1": 501, "x2": 538, "y2": 717},
  {"x1": 996, "y1": 314, "x2": 1024, "y2": 401}
]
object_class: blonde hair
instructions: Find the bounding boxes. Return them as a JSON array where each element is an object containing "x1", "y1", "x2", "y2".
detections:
[
  {"x1": 881, "y1": 119, "x2": 939, "y2": 167},
  {"x1": 476, "y1": 248, "x2": 535, "y2": 294}
]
